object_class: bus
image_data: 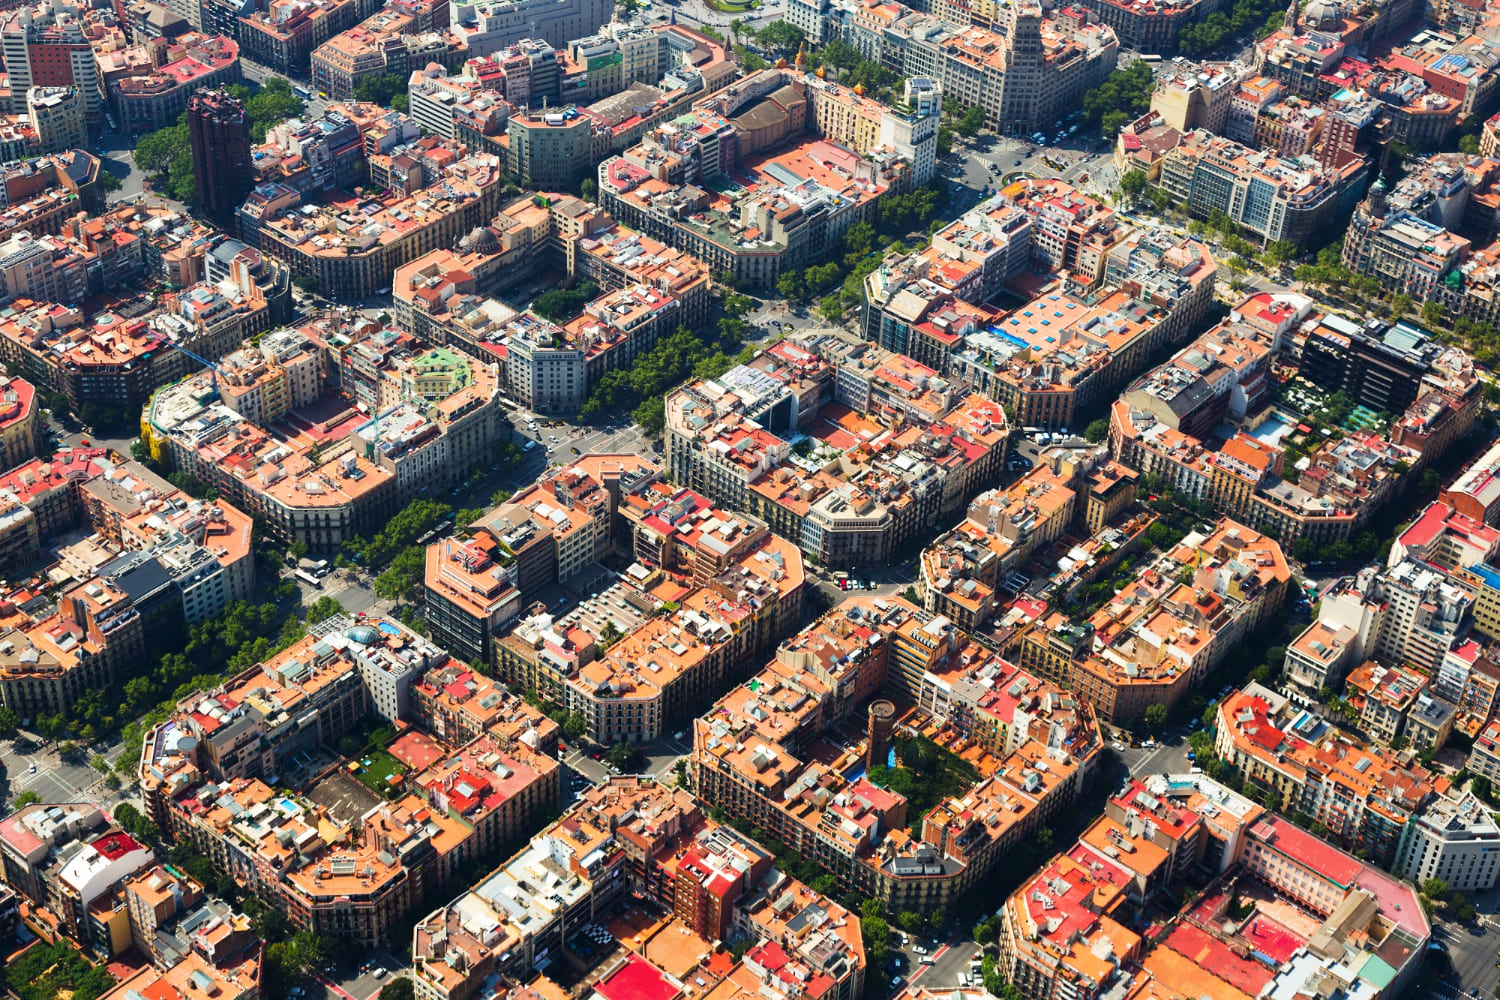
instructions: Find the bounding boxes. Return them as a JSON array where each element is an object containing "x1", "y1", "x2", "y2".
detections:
[
  {"x1": 294, "y1": 569, "x2": 322, "y2": 588},
  {"x1": 294, "y1": 85, "x2": 312, "y2": 99}
]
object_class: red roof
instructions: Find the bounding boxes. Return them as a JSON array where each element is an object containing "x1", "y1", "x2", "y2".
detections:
[
  {"x1": 93, "y1": 831, "x2": 143, "y2": 861},
  {"x1": 1162, "y1": 923, "x2": 1274, "y2": 995},
  {"x1": 1250, "y1": 816, "x2": 1362, "y2": 886},
  {"x1": 1399, "y1": 501, "x2": 1449, "y2": 550},
  {"x1": 595, "y1": 954, "x2": 679, "y2": 1000}
]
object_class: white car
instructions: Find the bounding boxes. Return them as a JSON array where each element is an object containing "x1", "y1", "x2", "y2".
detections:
[{"x1": 372, "y1": 968, "x2": 387, "y2": 979}]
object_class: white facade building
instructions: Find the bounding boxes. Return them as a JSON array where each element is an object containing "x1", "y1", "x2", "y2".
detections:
[{"x1": 1396, "y1": 791, "x2": 1500, "y2": 893}]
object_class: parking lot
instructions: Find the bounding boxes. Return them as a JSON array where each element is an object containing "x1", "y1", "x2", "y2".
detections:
[
  {"x1": 891, "y1": 935, "x2": 984, "y2": 994},
  {"x1": 310, "y1": 951, "x2": 408, "y2": 1000}
]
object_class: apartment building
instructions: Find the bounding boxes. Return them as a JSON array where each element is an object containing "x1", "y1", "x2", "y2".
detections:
[
  {"x1": 0, "y1": 803, "x2": 153, "y2": 956},
  {"x1": 447, "y1": 0, "x2": 613, "y2": 52},
  {"x1": 1156, "y1": 129, "x2": 1368, "y2": 245},
  {"x1": 1060, "y1": 520, "x2": 1289, "y2": 725},
  {"x1": 490, "y1": 497, "x2": 804, "y2": 743},
  {"x1": 1395, "y1": 790, "x2": 1500, "y2": 893},
  {"x1": 136, "y1": 616, "x2": 443, "y2": 822},
  {"x1": 666, "y1": 336, "x2": 1013, "y2": 568},
  {"x1": 310, "y1": 5, "x2": 454, "y2": 100},
  {"x1": 1151, "y1": 60, "x2": 1250, "y2": 131},
  {"x1": 692, "y1": 595, "x2": 1100, "y2": 912},
  {"x1": 410, "y1": 777, "x2": 693, "y2": 996},
  {"x1": 993, "y1": 746, "x2": 1431, "y2": 1000},
  {"x1": 997, "y1": 850, "x2": 1141, "y2": 1000},
  {"x1": 409, "y1": 659, "x2": 562, "y2": 749},
  {"x1": 600, "y1": 69, "x2": 930, "y2": 288},
  {"x1": 918, "y1": 459, "x2": 1084, "y2": 628},
  {"x1": 253, "y1": 154, "x2": 506, "y2": 300},
  {"x1": 235, "y1": 0, "x2": 379, "y2": 74},
  {"x1": 1215, "y1": 684, "x2": 1439, "y2": 867},
  {"x1": 410, "y1": 732, "x2": 562, "y2": 867},
  {"x1": 0, "y1": 375, "x2": 37, "y2": 470},
  {"x1": 165, "y1": 775, "x2": 464, "y2": 946},
  {"x1": 108, "y1": 33, "x2": 242, "y2": 133},
  {"x1": 145, "y1": 316, "x2": 504, "y2": 549},
  {"x1": 948, "y1": 237, "x2": 1216, "y2": 429},
  {"x1": 121, "y1": 863, "x2": 262, "y2": 976},
  {"x1": 1304, "y1": 313, "x2": 1479, "y2": 419},
  {"x1": 0, "y1": 0, "x2": 102, "y2": 123}
]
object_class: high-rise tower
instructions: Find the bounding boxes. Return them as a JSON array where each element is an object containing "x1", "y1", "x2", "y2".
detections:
[{"x1": 186, "y1": 88, "x2": 251, "y2": 228}]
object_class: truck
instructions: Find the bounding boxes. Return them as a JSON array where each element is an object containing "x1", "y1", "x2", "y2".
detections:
[
  {"x1": 297, "y1": 558, "x2": 331, "y2": 577},
  {"x1": 294, "y1": 569, "x2": 322, "y2": 588}
]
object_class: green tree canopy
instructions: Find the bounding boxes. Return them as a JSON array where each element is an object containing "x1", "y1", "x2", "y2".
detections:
[
  {"x1": 532, "y1": 281, "x2": 599, "y2": 322},
  {"x1": 756, "y1": 21, "x2": 805, "y2": 52},
  {"x1": 955, "y1": 104, "x2": 986, "y2": 137},
  {"x1": 353, "y1": 73, "x2": 410, "y2": 114}
]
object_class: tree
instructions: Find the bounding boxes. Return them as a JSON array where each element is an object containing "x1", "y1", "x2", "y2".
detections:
[
  {"x1": 1084, "y1": 418, "x2": 1109, "y2": 443},
  {"x1": 861, "y1": 914, "x2": 890, "y2": 968},
  {"x1": 818, "y1": 295, "x2": 844, "y2": 322},
  {"x1": 1264, "y1": 240, "x2": 1299, "y2": 266},
  {"x1": 564, "y1": 712, "x2": 588, "y2": 741},
  {"x1": 374, "y1": 545, "x2": 427, "y2": 602},
  {"x1": 1081, "y1": 61, "x2": 1155, "y2": 131},
  {"x1": 721, "y1": 292, "x2": 755, "y2": 320},
  {"x1": 898, "y1": 910, "x2": 924, "y2": 931},
  {"x1": 305, "y1": 595, "x2": 344, "y2": 622},
  {"x1": 735, "y1": 46, "x2": 769, "y2": 71},
  {"x1": 606, "y1": 741, "x2": 641, "y2": 771},
  {"x1": 532, "y1": 281, "x2": 599, "y2": 322},
  {"x1": 13, "y1": 790, "x2": 39, "y2": 807},
  {"x1": 777, "y1": 270, "x2": 806, "y2": 302},
  {"x1": 1144, "y1": 704, "x2": 1168, "y2": 730},
  {"x1": 98, "y1": 170, "x2": 123, "y2": 193},
  {"x1": 1421, "y1": 877, "x2": 1450, "y2": 904},
  {"x1": 353, "y1": 73, "x2": 408, "y2": 112},
  {"x1": 135, "y1": 122, "x2": 190, "y2": 178},
  {"x1": 382, "y1": 980, "x2": 415, "y2": 1000},
  {"x1": 936, "y1": 126, "x2": 954, "y2": 155},
  {"x1": 238, "y1": 77, "x2": 305, "y2": 143},
  {"x1": 756, "y1": 21, "x2": 805, "y2": 52},
  {"x1": 0, "y1": 705, "x2": 17, "y2": 735},
  {"x1": 956, "y1": 104, "x2": 986, "y2": 137},
  {"x1": 113, "y1": 802, "x2": 161, "y2": 846},
  {"x1": 598, "y1": 620, "x2": 624, "y2": 649},
  {"x1": 1460, "y1": 133, "x2": 1481, "y2": 155},
  {"x1": 580, "y1": 177, "x2": 597, "y2": 203},
  {"x1": 293, "y1": 275, "x2": 319, "y2": 294},
  {"x1": 1118, "y1": 170, "x2": 1147, "y2": 204},
  {"x1": 1421, "y1": 299, "x2": 1448, "y2": 329}
]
